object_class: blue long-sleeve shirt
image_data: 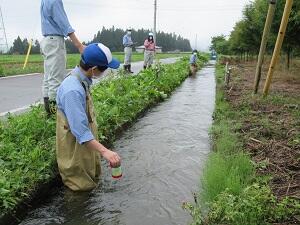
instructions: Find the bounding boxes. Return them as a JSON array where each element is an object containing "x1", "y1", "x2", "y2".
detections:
[
  {"x1": 189, "y1": 54, "x2": 197, "y2": 64},
  {"x1": 41, "y1": 0, "x2": 75, "y2": 37},
  {"x1": 56, "y1": 67, "x2": 94, "y2": 144},
  {"x1": 123, "y1": 34, "x2": 133, "y2": 47}
]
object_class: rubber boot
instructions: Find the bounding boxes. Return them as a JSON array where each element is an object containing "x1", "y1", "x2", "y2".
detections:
[
  {"x1": 143, "y1": 65, "x2": 147, "y2": 70},
  {"x1": 44, "y1": 97, "x2": 51, "y2": 116},
  {"x1": 128, "y1": 64, "x2": 134, "y2": 73},
  {"x1": 124, "y1": 65, "x2": 130, "y2": 73}
]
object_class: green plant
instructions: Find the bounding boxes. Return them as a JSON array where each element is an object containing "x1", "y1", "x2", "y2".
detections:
[
  {"x1": 0, "y1": 65, "x2": 4, "y2": 76},
  {"x1": 209, "y1": 184, "x2": 300, "y2": 225},
  {"x1": 202, "y1": 152, "x2": 254, "y2": 202},
  {"x1": 185, "y1": 176, "x2": 299, "y2": 225}
]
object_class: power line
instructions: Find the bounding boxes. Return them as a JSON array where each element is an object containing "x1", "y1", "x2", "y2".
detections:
[
  {"x1": 63, "y1": 1, "x2": 246, "y2": 13},
  {"x1": 154, "y1": 0, "x2": 157, "y2": 44}
]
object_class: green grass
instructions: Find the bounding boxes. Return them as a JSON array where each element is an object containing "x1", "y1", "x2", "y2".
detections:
[
  {"x1": 0, "y1": 53, "x2": 190, "y2": 77},
  {"x1": 206, "y1": 184, "x2": 300, "y2": 225},
  {"x1": 0, "y1": 55, "x2": 209, "y2": 219},
  {"x1": 201, "y1": 65, "x2": 254, "y2": 202},
  {"x1": 202, "y1": 151, "x2": 253, "y2": 202}
]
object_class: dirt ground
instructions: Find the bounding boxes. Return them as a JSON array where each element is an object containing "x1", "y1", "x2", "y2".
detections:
[{"x1": 224, "y1": 60, "x2": 300, "y2": 223}]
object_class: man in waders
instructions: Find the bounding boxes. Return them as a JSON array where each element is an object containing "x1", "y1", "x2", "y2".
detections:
[
  {"x1": 40, "y1": 0, "x2": 85, "y2": 116},
  {"x1": 56, "y1": 43, "x2": 121, "y2": 191},
  {"x1": 143, "y1": 32, "x2": 155, "y2": 69},
  {"x1": 122, "y1": 27, "x2": 134, "y2": 73},
  {"x1": 189, "y1": 50, "x2": 198, "y2": 76}
]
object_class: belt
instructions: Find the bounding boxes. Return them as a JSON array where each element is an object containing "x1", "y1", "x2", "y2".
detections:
[
  {"x1": 145, "y1": 49, "x2": 155, "y2": 51},
  {"x1": 44, "y1": 34, "x2": 64, "y2": 37}
]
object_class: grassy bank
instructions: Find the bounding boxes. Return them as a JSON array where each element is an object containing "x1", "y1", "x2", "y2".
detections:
[
  {"x1": 0, "y1": 55, "x2": 209, "y2": 220},
  {"x1": 184, "y1": 63, "x2": 300, "y2": 225},
  {"x1": 0, "y1": 53, "x2": 189, "y2": 77}
]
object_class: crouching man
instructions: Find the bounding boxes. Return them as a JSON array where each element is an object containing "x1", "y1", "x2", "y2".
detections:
[{"x1": 56, "y1": 43, "x2": 121, "y2": 191}]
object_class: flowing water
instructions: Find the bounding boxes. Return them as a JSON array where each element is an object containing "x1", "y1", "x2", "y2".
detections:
[{"x1": 18, "y1": 62, "x2": 216, "y2": 225}]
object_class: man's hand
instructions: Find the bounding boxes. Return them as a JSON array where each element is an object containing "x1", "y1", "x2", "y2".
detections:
[{"x1": 102, "y1": 149, "x2": 121, "y2": 168}]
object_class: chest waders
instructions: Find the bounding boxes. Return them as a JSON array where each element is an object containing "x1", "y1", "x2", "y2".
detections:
[
  {"x1": 56, "y1": 71, "x2": 101, "y2": 191},
  {"x1": 189, "y1": 64, "x2": 197, "y2": 76}
]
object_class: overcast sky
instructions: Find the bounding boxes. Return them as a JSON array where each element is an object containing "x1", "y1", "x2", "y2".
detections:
[{"x1": 0, "y1": 0, "x2": 251, "y2": 51}]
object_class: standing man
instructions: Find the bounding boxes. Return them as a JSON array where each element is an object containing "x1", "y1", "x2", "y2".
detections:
[
  {"x1": 189, "y1": 50, "x2": 198, "y2": 76},
  {"x1": 56, "y1": 43, "x2": 121, "y2": 191},
  {"x1": 40, "y1": 0, "x2": 85, "y2": 116},
  {"x1": 122, "y1": 27, "x2": 134, "y2": 73},
  {"x1": 143, "y1": 32, "x2": 156, "y2": 69}
]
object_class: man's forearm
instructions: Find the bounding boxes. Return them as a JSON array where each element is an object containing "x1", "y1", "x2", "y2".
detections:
[
  {"x1": 68, "y1": 32, "x2": 85, "y2": 53},
  {"x1": 85, "y1": 139, "x2": 108, "y2": 155},
  {"x1": 85, "y1": 139, "x2": 121, "y2": 167}
]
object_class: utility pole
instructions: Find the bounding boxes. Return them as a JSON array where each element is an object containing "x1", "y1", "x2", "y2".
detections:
[
  {"x1": 195, "y1": 34, "x2": 198, "y2": 50},
  {"x1": 263, "y1": 0, "x2": 293, "y2": 96},
  {"x1": 0, "y1": 6, "x2": 9, "y2": 53},
  {"x1": 154, "y1": 0, "x2": 157, "y2": 45},
  {"x1": 253, "y1": 0, "x2": 277, "y2": 94}
]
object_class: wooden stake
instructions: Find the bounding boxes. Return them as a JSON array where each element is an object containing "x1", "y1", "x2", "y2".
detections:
[
  {"x1": 263, "y1": 0, "x2": 293, "y2": 96},
  {"x1": 23, "y1": 39, "x2": 33, "y2": 69},
  {"x1": 253, "y1": 0, "x2": 277, "y2": 94}
]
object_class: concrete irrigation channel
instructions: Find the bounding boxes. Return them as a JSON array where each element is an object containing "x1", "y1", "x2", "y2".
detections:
[{"x1": 10, "y1": 62, "x2": 216, "y2": 225}]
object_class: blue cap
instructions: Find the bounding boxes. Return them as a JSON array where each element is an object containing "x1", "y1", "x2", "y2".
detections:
[{"x1": 81, "y1": 43, "x2": 120, "y2": 69}]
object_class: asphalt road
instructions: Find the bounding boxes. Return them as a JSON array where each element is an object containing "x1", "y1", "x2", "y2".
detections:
[{"x1": 0, "y1": 58, "x2": 178, "y2": 116}]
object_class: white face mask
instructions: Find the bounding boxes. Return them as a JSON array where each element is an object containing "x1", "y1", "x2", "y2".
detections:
[
  {"x1": 91, "y1": 67, "x2": 103, "y2": 79},
  {"x1": 127, "y1": 31, "x2": 131, "y2": 35},
  {"x1": 193, "y1": 52, "x2": 197, "y2": 55},
  {"x1": 149, "y1": 36, "x2": 153, "y2": 40},
  {"x1": 91, "y1": 68, "x2": 97, "y2": 79}
]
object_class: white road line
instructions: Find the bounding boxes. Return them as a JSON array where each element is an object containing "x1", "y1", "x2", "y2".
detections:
[
  {"x1": 0, "y1": 102, "x2": 42, "y2": 117},
  {"x1": 0, "y1": 59, "x2": 179, "y2": 80},
  {"x1": 0, "y1": 73, "x2": 41, "y2": 80}
]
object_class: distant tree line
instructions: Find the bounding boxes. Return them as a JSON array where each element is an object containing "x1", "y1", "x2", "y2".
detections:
[
  {"x1": 91, "y1": 27, "x2": 192, "y2": 52},
  {"x1": 9, "y1": 36, "x2": 41, "y2": 55},
  {"x1": 7, "y1": 27, "x2": 192, "y2": 55},
  {"x1": 210, "y1": 0, "x2": 300, "y2": 68}
]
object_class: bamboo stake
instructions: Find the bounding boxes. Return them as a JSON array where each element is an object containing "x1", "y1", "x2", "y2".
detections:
[
  {"x1": 253, "y1": 0, "x2": 277, "y2": 94},
  {"x1": 263, "y1": 0, "x2": 293, "y2": 96},
  {"x1": 23, "y1": 39, "x2": 33, "y2": 69}
]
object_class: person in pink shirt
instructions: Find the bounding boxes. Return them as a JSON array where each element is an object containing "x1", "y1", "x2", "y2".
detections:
[{"x1": 143, "y1": 32, "x2": 156, "y2": 69}]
